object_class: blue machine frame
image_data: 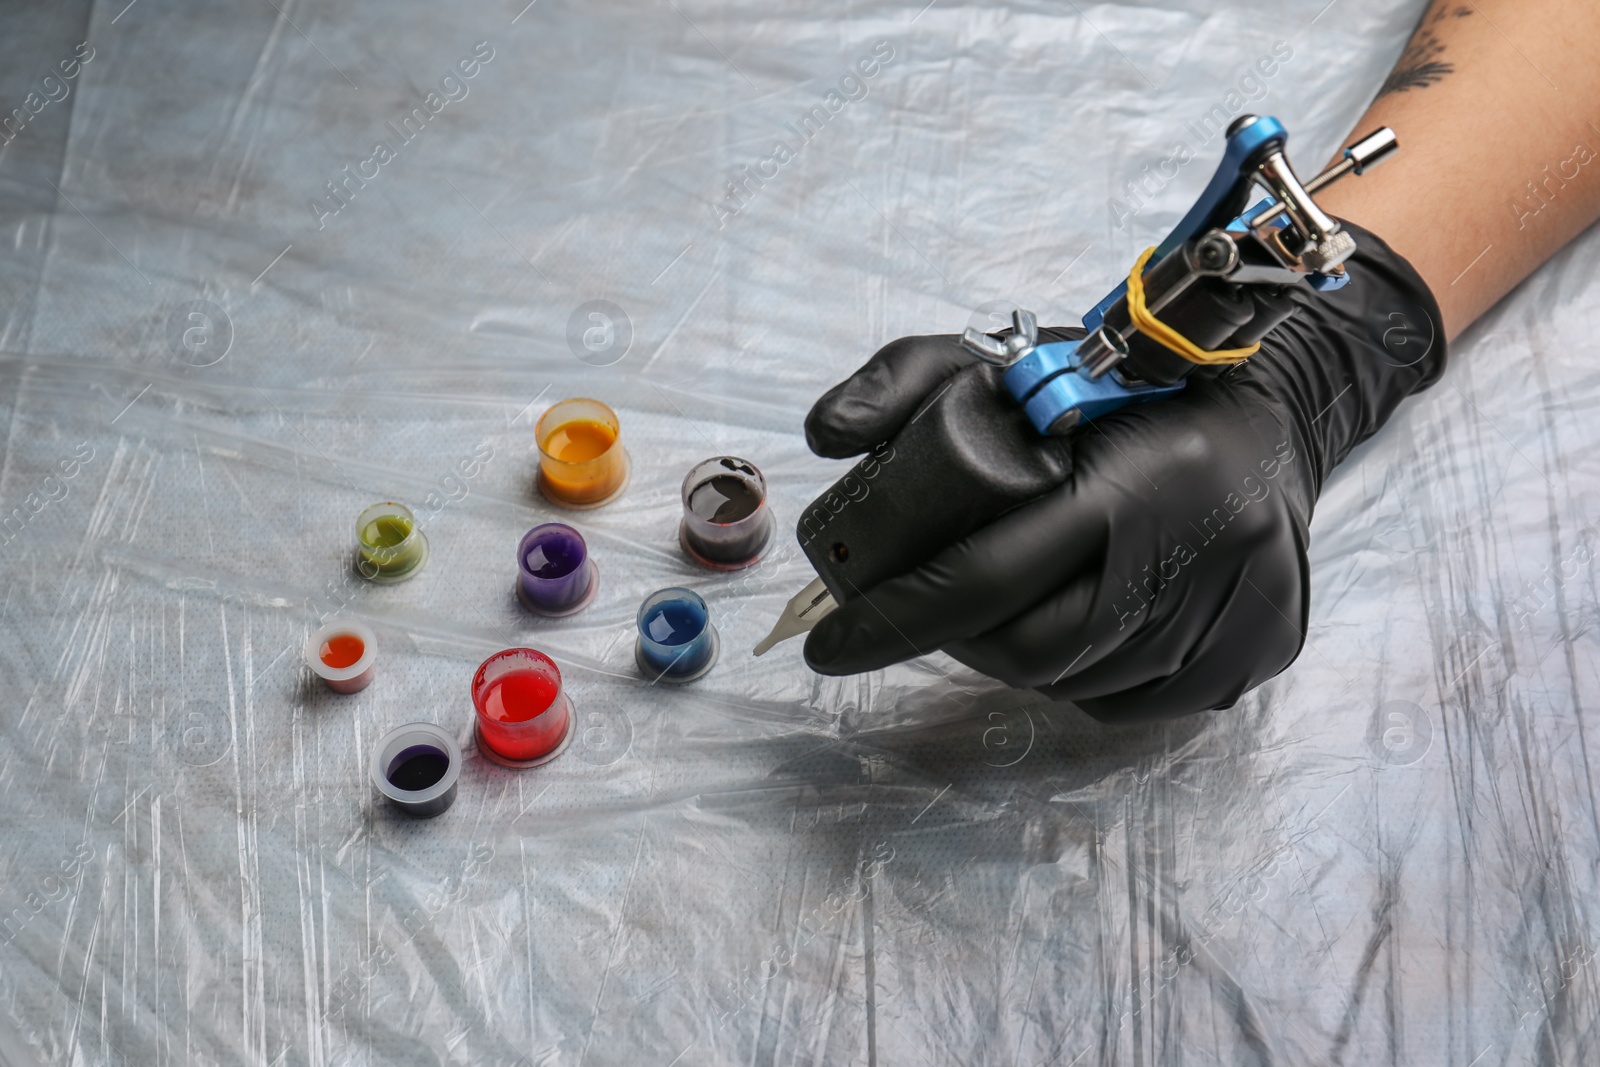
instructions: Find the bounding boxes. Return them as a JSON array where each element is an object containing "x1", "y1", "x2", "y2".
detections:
[{"x1": 1001, "y1": 115, "x2": 1344, "y2": 435}]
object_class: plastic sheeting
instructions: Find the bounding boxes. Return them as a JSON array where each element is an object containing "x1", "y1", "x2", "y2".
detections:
[{"x1": 2, "y1": 0, "x2": 1598, "y2": 1063}]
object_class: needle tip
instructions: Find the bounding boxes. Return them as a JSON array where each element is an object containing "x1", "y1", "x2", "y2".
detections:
[{"x1": 751, "y1": 576, "x2": 836, "y2": 658}]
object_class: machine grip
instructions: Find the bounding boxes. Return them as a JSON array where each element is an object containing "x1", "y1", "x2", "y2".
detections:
[{"x1": 797, "y1": 361, "x2": 1073, "y2": 601}]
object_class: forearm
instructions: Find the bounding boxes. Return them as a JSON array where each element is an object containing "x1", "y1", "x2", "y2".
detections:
[{"x1": 1316, "y1": 0, "x2": 1600, "y2": 340}]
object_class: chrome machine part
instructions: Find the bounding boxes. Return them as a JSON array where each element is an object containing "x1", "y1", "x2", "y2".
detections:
[
  {"x1": 1247, "y1": 127, "x2": 1399, "y2": 232},
  {"x1": 1193, "y1": 230, "x2": 1241, "y2": 276},
  {"x1": 961, "y1": 308, "x2": 1039, "y2": 367},
  {"x1": 1079, "y1": 326, "x2": 1131, "y2": 382},
  {"x1": 1340, "y1": 125, "x2": 1400, "y2": 175},
  {"x1": 1045, "y1": 408, "x2": 1083, "y2": 436},
  {"x1": 1253, "y1": 148, "x2": 1351, "y2": 273}
]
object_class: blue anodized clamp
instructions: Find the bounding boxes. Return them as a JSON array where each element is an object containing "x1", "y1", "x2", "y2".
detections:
[{"x1": 1000, "y1": 115, "x2": 1291, "y2": 435}]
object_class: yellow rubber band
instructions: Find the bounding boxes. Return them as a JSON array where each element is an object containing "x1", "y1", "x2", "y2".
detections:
[{"x1": 1125, "y1": 246, "x2": 1259, "y2": 366}]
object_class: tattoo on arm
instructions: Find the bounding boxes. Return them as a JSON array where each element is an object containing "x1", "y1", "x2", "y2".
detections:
[{"x1": 1378, "y1": 1, "x2": 1474, "y2": 97}]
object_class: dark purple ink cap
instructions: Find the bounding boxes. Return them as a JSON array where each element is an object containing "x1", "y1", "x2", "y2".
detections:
[{"x1": 680, "y1": 457, "x2": 773, "y2": 571}]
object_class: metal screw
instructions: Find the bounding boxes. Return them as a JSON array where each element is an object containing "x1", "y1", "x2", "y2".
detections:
[{"x1": 961, "y1": 308, "x2": 1038, "y2": 367}]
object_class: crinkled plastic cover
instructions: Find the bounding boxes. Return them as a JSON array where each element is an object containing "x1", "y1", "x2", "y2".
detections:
[{"x1": 2, "y1": 0, "x2": 1596, "y2": 1063}]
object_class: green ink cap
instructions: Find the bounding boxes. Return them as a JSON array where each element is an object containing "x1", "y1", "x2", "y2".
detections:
[{"x1": 356, "y1": 501, "x2": 428, "y2": 582}]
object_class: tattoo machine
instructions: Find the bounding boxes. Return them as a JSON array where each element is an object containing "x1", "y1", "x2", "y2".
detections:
[{"x1": 756, "y1": 114, "x2": 1398, "y2": 655}]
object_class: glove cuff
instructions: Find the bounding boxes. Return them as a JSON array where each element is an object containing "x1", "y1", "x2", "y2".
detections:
[{"x1": 1251, "y1": 216, "x2": 1449, "y2": 495}]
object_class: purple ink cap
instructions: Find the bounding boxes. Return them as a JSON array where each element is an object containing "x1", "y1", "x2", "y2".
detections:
[
  {"x1": 516, "y1": 523, "x2": 598, "y2": 616},
  {"x1": 679, "y1": 456, "x2": 774, "y2": 571}
]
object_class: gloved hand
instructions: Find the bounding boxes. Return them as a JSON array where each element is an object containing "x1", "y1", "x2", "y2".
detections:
[{"x1": 801, "y1": 220, "x2": 1446, "y2": 722}]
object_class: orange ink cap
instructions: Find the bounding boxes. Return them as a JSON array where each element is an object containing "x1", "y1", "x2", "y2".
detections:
[
  {"x1": 535, "y1": 398, "x2": 629, "y2": 509},
  {"x1": 306, "y1": 620, "x2": 377, "y2": 694}
]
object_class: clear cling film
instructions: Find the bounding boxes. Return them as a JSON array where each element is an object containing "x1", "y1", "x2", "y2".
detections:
[{"x1": 3, "y1": 0, "x2": 1598, "y2": 1065}]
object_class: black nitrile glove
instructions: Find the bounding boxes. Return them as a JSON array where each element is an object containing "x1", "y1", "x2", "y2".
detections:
[{"x1": 802, "y1": 220, "x2": 1446, "y2": 722}]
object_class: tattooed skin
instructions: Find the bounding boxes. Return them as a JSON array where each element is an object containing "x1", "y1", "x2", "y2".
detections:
[{"x1": 1379, "y1": 1, "x2": 1473, "y2": 97}]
